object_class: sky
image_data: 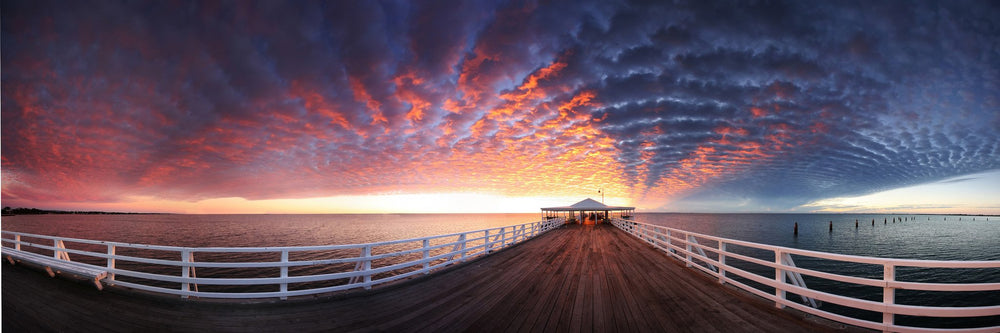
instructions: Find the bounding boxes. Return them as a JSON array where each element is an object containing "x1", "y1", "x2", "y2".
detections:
[{"x1": 2, "y1": 0, "x2": 999, "y2": 214}]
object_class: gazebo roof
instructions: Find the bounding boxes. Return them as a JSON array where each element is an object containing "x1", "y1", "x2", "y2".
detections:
[{"x1": 541, "y1": 198, "x2": 634, "y2": 211}]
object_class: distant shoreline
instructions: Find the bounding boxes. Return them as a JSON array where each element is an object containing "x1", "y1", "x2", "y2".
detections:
[{"x1": 1, "y1": 207, "x2": 171, "y2": 216}]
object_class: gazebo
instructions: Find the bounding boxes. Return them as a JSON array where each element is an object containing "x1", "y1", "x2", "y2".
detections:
[{"x1": 541, "y1": 198, "x2": 635, "y2": 224}]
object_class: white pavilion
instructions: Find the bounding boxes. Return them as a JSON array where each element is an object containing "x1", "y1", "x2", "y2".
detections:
[{"x1": 541, "y1": 198, "x2": 634, "y2": 224}]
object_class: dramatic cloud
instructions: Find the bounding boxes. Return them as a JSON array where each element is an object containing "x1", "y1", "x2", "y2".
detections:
[{"x1": 3, "y1": 0, "x2": 998, "y2": 212}]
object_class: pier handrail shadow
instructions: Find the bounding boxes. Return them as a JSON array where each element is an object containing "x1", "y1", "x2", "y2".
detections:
[{"x1": 609, "y1": 217, "x2": 1000, "y2": 333}]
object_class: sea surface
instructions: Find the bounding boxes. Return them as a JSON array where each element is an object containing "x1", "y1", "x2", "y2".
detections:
[
  {"x1": 3, "y1": 213, "x2": 999, "y2": 328},
  {"x1": 4, "y1": 212, "x2": 997, "y2": 261}
]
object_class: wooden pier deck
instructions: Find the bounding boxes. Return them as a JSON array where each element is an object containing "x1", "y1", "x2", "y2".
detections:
[{"x1": 3, "y1": 224, "x2": 841, "y2": 332}]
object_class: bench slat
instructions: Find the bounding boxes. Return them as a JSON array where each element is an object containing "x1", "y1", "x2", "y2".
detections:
[{"x1": 3, "y1": 248, "x2": 108, "y2": 290}]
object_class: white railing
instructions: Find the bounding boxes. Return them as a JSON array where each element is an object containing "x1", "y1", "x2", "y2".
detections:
[
  {"x1": 1, "y1": 218, "x2": 565, "y2": 300},
  {"x1": 610, "y1": 218, "x2": 1000, "y2": 333}
]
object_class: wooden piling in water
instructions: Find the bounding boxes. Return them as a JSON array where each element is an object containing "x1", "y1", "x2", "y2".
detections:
[
  {"x1": 794, "y1": 222, "x2": 798, "y2": 236},
  {"x1": 829, "y1": 221, "x2": 832, "y2": 232},
  {"x1": 855, "y1": 219, "x2": 858, "y2": 228}
]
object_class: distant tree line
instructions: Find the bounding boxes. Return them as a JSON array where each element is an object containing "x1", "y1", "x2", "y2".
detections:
[{"x1": 2, "y1": 207, "x2": 149, "y2": 215}]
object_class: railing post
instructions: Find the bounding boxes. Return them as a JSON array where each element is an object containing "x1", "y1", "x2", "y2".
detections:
[
  {"x1": 718, "y1": 242, "x2": 726, "y2": 284},
  {"x1": 485, "y1": 230, "x2": 492, "y2": 253},
  {"x1": 447, "y1": 234, "x2": 466, "y2": 263},
  {"x1": 883, "y1": 263, "x2": 895, "y2": 329},
  {"x1": 685, "y1": 234, "x2": 693, "y2": 267},
  {"x1": 501, "y1": 227, "x2": 506, "y2": 248},
  {"x1": 362, "y1": 245, "x2": 372, "y2": 290},
  {"x1": 189, "y1": 252, "x2": 198, "y2": 293},
  {"x1": 107, "y1": 245, "x2": 116, "y2": 281},
  {"x1": 15, "y1": 235, "x2": 21, "y2": 250},
  {"x1": 781, "y1": 253, "x2": 818, "y2": 308},
  {"x1": 181, "y1": 250, "x2": 191, "y2": 299},
  {"x1": 422, "y1": 239, "x2": 430, "y2": 274},
  {"x1": 459, "y1": 234, "x2": 468, "y2": 261},
  {"x1": 280, "y1": 250, "x2": 289, "y2": 300},
  {"x1": 54, "y1": 240, "x2": 70, "y2": 261},
  {"x1": 775, "y1": 250, "x2": 786, "y2": 309}
]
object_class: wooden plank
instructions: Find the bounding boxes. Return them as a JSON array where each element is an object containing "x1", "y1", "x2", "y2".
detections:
[
  {"x1": 429, "y1": 238, "x2": 553, "y2": 332},
  {"x1": 516, "y1": 227, "x2": 577, "y2": 332},
  {"x1": 2, "y1": 224, "x2": 840, "y2": 332},
  {"x1": 557, "y1": 246, "x2": 586, "y2": 331},
  {"x1": 569, "y1": 252, "x2": 589, "y2": 333},
  {"x1": 604, "y1": 239, "x2": 634, "y2": 332},
  {"x1": 517, "y1": 231, "x2": 578, "y2": 332},
  {"x1": 592, "y1": 263, "x2": 609, "y2": 332}
]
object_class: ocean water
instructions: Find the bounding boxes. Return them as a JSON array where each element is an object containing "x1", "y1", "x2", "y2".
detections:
[
  {"x1": 0, "y1": 213, "x2": 543, "y2": 247},
  {"x1": 636, "y1": 213, "x2": 1000, "y2": 262},
  {"x1": 5, "y1": 213, "x2": 997, "y2": 259},
  {"x1": 2, "y1": 212, "x2": 998, "y2": 328}
]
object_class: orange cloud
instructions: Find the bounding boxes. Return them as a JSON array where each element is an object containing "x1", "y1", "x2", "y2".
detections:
[
  {"x1": 393, "y1": 73, "x2": 432, "y2": 124},
  {"x1": 349, "y1": 77, "x2": 387, "y2": 125}
]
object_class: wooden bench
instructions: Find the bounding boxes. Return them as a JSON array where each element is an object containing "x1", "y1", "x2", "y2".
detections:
[{"x1": 2, "y1": 248, "x2": 108, "y2": 290}]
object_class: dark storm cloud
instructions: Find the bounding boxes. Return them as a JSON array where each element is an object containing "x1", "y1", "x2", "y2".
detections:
[{"x1": 2, "y1": 0, "x2": 998, "y2": 211}]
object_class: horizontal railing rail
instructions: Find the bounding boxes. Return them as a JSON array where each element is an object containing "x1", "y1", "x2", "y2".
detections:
[
  {"x1": 609, "y1": 217, "x2": 1000, "y2": 333},
  {"x1": 2, "y1": 218, "x2": 565, "y2": 300}
]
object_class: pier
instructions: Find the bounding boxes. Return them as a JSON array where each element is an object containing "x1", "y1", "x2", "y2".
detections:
[
  {"x1": 3, "y1": 224, "x2": 833, "y2": 332},
  {"x1": 4, "y1": 207, "x2": 999, "y2": 332}
]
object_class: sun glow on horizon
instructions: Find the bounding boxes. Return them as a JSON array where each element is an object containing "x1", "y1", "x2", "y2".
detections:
[{"x1": 32, "y1": 193, "x2": 636, "y2": 214}]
